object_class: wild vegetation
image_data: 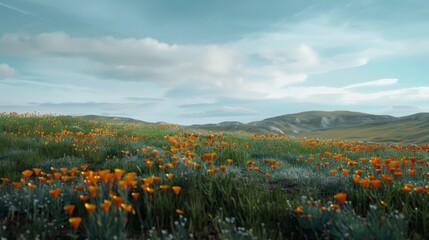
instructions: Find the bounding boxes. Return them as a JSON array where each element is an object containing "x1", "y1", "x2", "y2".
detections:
[{"x1": 1, "y1": 112, "x2": 429, "y2": 239}]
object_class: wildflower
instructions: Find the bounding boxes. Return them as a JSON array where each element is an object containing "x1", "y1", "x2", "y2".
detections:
[
  {"x1": 69, "y1": 217, "x2": 82, "y2": 230},
  {"x1": 293, "y1": 206, "x2": 304, "y2": 214},
  {"x1": 33, "y1": 168, "x2": 42, "y2": 176},
  {"x1": 27, "y1": 182, "x2": 37, "y2": 189},
  {"x1": 208, "y1": 169, "x2": 216, "y2": 175},
  {"x1": 415, "y1": 186, "x2": 424, "y2": 193},
  {"x1": 334, "y1": 192, "x2": 347, "y2": 205},
  {"x1": 160, "y1": 185, "x2": 170, "y2": 190},
  {"x1": 49, "y1": 188, "x2": 62, "y2": 199},
  {"x1": 330, "y1": 169, "x2": 337, "y2": 176},
  {"x1": 227, "y1": 159, "x2": 233, "y2": 165},
  {"x1": 101, "y1": 200, "x2": 112, "y2": 212},
  {"x1": 131, "y1": 192, "x2": 139, "y2": 199},
  {"x1": 85, "y1": 203, "x2": 97, "y2": 213},
  {"x1": 114, "y1": 169, "x2": 125, "y2": 179},
  {"x1": 145, "y1": 187, "x2": 155, "y2": 193},
  {"x1": 401, "y1": 186, "x2": 412, "y2": 193},
  {"x1": 382, "y1": 174, "x2": 394, "y2": 183},
  {"x1": 219, "y1": 165, "x2": 227, "y2": 172},
  {"x1": 172, "y1": 186, "x2": 182, "y2": 195},
  {"x1": 89, "y1": 186, "x2": 98, "y2": 198},
  {"x1": 22, "y1": 170, "x2": 33, "y2": 179},
  {"x1": 166, "y1": 173, "x2": 173, "y2": 180},
  {"x1": 359, "y1": 178, "x2": 370, "y2": 189},
  {"x1": 79, "y1": 195, "x2": 89, "y2": 202},
  {"x1": 371, "y1": 179, "x2": 382, "y2": 189},
  {"x1": 176, "y1": 209, "x2": 184, "y2": 214},
  {"x1": 63, "y1": 205, "x2": 75, "y2": 215},
  {"x1": 330, "y1": 204, "x2": 339, "y2": 211},
  {"x1": 119, "y1": 203, "x2": 133, "y2": 213},
  {"x1": 113, "y1": 196, "x2": 123, "y2": 207}
]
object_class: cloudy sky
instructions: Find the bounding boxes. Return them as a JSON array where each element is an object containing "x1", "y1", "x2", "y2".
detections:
[{"x1": 0, "y1": 0, "x2": 428, "y2": 124}]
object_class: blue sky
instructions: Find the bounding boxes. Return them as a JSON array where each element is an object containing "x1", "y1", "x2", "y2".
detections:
[{"x1": 0, "y1": 0, "x2": 428, "y2": 124}]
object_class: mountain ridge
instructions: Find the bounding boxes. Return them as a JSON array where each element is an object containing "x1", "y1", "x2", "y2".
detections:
[{"x1": 189, "y1": 111, "x2": 429, "y2": 145}]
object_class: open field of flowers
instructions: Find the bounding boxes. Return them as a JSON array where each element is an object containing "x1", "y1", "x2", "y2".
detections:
[{"x1": 1, "y1": 112, "x2": 429, "y2": 239}]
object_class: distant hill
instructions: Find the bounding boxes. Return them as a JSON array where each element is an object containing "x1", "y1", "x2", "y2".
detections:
[
  {"x1": 190, "y1": 111, "x2": 429, "y2": 145},
  {"x1": 81, "y1": 115, "x2": 151, "y2": 125}
]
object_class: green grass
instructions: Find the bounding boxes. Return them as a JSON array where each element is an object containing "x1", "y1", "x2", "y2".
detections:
[{"x1": 1, "y1": 113, "x2": 429, "y2": 239}]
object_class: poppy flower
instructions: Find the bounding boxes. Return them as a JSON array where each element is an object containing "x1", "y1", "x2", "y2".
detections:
[
  {"x1": 49, "y1": 188, "x2": 62, "y2": 199},
  {"x1": 63, "y1": 205, "x2": 75, "y2": 215},
  {"x1": 85, "y1": 203, "x2": 96, "y2": 213},
  {"x1": 172, "y1": 186, "x2": 181, "y2": 195},
  {"x1": 69, "y1": 217, "x2": 82, "y2": 230},
  {"x1": 101, "y1": 200, "x2": 112, "y2": 212},
  {"x1": 22, "y1": 170, "x2": 33, "y2": 179},
  {"x1": 334, "y1": 192, "x2": 347, "y2": 205}
]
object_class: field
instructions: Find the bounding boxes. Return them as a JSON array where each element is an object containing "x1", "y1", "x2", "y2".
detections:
[{"x1": 1, "y1": 112, "x2": 429, "y2": 239}]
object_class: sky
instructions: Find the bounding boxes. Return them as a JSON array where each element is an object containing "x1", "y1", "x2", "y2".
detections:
[{"x1": 0, "y1": 0, "x2": 428, "y2": 125}]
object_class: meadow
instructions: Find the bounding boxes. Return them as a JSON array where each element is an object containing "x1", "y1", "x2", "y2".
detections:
[{"x1": 1, "y1": 112, "x2": 429, "y2": 239}]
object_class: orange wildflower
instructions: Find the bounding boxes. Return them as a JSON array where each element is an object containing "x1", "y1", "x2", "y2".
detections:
[
  {"x1": 401, "y1": 185, "x2": 412, "y2": 193},
  {"x1": 382, "y1": 174, "x2": 394, "y2": 183},
  {"x1": 69, "y1": 217, "x2": 82, "y2": 230},
  {"x1": 371, "y1": 179, "x2": 382, "y2": 189},
  {"x1": 359, "y1": 178, "x2": 370, "y2": 189},
  {"x1": 101, "y1": 200, "x2": 112, "y2": 212},
  {"x1": 22, "y1": 170, "x2": 33, "y2": 179},
  {"x1": 415, "y1": 186, "x2": 424, "y2": 193},
  {"x1": 33, "y1": 168, "x2": 42, "y2": 176},
  {"x1": 131, "y1": 192, "x2": 139, "y2": 199},
  {"x1": 172, "y1": 186, "x2": 181, "y2": 195},
  {"x1": 120, "y1": 203, "x2": 133, "y2": 212},
  {"x1": 176, "y1": 209, "x2": 184, "y2": 214},
  {"x1": 49, "y1": 188, "x2": 62, "y2": 199},
  {"x1": 208, "y1": 169, "x2": 216, "y2": 175},
  {"x1": 63, "y1": 204, "x2": 75, "y2": 215},
  {"x1": 79, "y1": 195, "x2": 89, "y2": 202},
  {"x1": 227, "y1": 159, "x2": 233, "y2": 165},
  {"x1": 89, "y1": 186, "x2": 98, "y2": 198},
  {"x1": 334, "y1": 192, "x2": 347, "y2": 205},
  {"x1": 114, "y1": 169, "x2": 125, "y2": 179},
  {"x1": 113, "y1": 196, "x2": 123, "y2": 207},
  {"x1": 85, "y1": 203, "x2": 96, "y2": 213}
]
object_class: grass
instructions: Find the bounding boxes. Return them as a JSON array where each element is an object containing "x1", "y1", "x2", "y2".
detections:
[{"x1": 0, "y1": 112, "x2": 429, "y2": 239}]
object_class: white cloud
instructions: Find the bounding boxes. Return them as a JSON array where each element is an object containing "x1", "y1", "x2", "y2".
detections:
[
  {"x1": 343, "y1": 78, "x2": 398, "y2": 89},
  {"x1": 0, "y1": 63, "x2": 17, "y2": 78},
  {"x1": 0, "y1": 16, "x2": 392, "y2": 99}
]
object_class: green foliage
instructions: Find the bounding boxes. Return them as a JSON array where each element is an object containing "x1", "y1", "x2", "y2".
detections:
[{"x1": 1, "y1": 113, "x2": 429, "y2": 239}]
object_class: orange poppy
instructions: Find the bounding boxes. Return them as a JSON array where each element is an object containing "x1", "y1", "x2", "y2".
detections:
[
  {"x1": 49, "y1": 188, "x2": 62, "y2": 199},
  {"x1": 69, "y1": 217, "x2": 82, "y2": 230},
  {"x1": 172, "y1": 186, "x2": 181, "y2": 195},
  {"x1": 334, "y1": 192, "x2": 347, "y2": 205}
]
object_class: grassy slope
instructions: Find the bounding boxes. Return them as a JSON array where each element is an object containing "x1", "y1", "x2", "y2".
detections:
[{"x1": 192, "y1": 111, "x2": 429, "y2": 145}]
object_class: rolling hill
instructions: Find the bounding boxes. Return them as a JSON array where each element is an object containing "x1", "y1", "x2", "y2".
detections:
[{"x1": 190, "y1": 111, "x2": 429, "y2": 145}]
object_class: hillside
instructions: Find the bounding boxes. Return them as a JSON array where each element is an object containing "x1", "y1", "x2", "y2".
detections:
[{"x1": 190, "y1": 111, "x2": 429, "y2": 145}]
